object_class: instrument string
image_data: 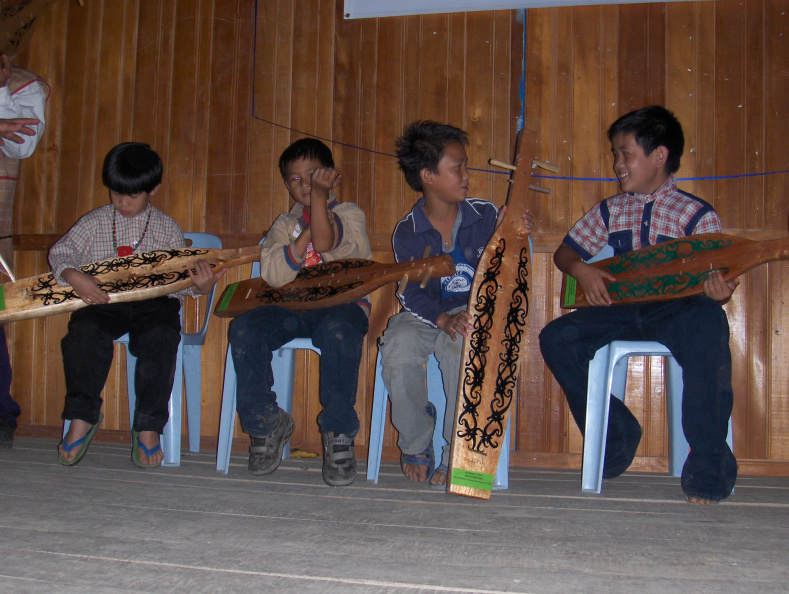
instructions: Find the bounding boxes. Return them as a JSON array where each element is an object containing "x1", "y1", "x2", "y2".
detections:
[{"x1": 250, "y1": 1, "x2": 789, "y2": 186}]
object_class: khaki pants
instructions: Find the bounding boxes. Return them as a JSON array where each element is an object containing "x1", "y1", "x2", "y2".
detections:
[{"x1": 378, "y1": 309, "x2": 464, "y2": 467}]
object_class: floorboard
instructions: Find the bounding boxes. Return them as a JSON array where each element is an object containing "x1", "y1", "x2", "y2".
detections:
[{"x1": 1, "y1": 438, "x2": 787, "y2": 593}]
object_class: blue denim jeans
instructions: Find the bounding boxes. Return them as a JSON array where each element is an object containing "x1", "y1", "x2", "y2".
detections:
[
  {"x1": 539, "y1": 295, "x2": 737, "y2": 501},
  {"x1": 229, "y1": 303, "x2": 369, "y2": 437},
  {"x1": 61, "y1": 297, "x2": 181, "y2": 433}
]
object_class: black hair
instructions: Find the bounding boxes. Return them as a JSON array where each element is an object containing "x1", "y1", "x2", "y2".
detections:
[
  {"x1": 101, "y1": 142, "x2": 163, "y2": 194},
  {"x1": 278, "y1": 137, "x2": 334, "y2": 179},
  {"x1": 607, "y1": 105, "x2": 685, "y2": 174},
  {"x1": 395, "y1": 120, "x2": 468, "y2": 192}
]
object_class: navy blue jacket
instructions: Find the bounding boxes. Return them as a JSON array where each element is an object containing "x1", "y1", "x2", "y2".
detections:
[{"x1": 392, "y1": 197, "x2": 498, "y2": 326}]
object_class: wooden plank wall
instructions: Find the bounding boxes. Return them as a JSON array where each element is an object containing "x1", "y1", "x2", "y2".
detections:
[{"x1": 9, "y1": 0, "x2": 789, "y2": 476}]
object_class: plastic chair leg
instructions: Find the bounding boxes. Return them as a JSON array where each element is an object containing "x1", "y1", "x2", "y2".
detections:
[
  {"x1": 271, "y1": 348, "x2": 297, "y2": 460},
  {"x1": 366, "y1": 352, "x2": 388, "y2": 483},
  {"x1": 582, "y1": 344, "x2": 613, "y2": 493},
  {"x1": 159, "y1": 341, "x2": 183, "y2": 466},
  {"x1": 216, "y1": 350, "x2": 237, "y2": 474},
  {"x1": 182, "y1": 345, "x2": 203, "y2": 453}
]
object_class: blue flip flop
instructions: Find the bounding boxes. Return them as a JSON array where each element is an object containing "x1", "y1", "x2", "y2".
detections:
[
  {"x1": 58, "y1": 412, "x2": 104, "y2": 467},
  {"x1": 131, "y1": 430, "x2": 162, "y2": 469},
  {"x1": 400, "y1": 402, "x2": 437, "y2": 482}
]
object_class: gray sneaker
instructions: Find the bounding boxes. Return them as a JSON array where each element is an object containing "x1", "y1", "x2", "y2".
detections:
[
  {"x1": 322, "y1": 432, "x2": 356, "y2": 487},
  {"x1": 248, "y1": 408, "x2": 295, "y2": 476}
]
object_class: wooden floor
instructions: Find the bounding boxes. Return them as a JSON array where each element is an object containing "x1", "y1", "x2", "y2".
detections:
[{"x1": 2, "y1": 437, "x2": 788, "y2": 593}]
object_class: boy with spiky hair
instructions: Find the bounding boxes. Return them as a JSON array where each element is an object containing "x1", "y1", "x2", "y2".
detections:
[{"x1": 379, "y1": 120, "x2": 531, "y2": 487}]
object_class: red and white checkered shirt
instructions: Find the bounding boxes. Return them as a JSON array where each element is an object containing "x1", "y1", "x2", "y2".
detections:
[{"x1": 565, "y1": 176, "x2": 722, "y2": 259}]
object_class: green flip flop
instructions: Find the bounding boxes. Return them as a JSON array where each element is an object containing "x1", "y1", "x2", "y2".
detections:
[
  {"x1": 58, "y1": 412, "x2": 104, "y2": 466},
  {"x1": 131, "y1": 430, "x2": 162, "y2": 469}
]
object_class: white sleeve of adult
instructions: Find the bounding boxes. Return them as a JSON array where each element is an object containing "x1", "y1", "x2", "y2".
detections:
[{"x1": 0, "y1": 80, "x2": 46, "y2": 159}]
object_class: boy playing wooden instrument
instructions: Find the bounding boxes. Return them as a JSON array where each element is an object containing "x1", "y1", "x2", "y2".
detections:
[
  {"x1": 379, "y1": 121, "x2": 532, "y2": 487},
  {"x1": 50, "y1": 142, "x2": 221, "y2": 468},
  {"x1": 539, "y1": 106, "x2": 738, "y2": 504},
  {"x1": 228, "y1": 138, "x2": 372, "y2": 487}
]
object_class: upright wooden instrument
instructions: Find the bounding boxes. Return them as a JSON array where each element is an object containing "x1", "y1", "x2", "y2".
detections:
[
  {"x1": 213, "y1": 255, "x2": 456, "y2": 317},
  {"x1": 560, "y1": 234, "x2": 789, "y2": 309},
  {"x1": 0, "y1": 245, "x2": 261, "y2": 323},
  {"x1": 447, "y1": 129, "x2": 552, "y2": 500}
]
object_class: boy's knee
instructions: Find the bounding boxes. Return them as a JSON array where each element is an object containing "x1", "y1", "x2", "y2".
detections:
[
  {"x1": 379, "y1": 325, "x2": 423, "y2": 362},
  {"x1": 136, "y1": 325, "x2": 180, "y2": 352},
  {"x1": 539, "y1": 318, "x2": 565, "y2": 351},
  {"x1": 684, "y1": 298, "x2": 729, "y2": 337}
]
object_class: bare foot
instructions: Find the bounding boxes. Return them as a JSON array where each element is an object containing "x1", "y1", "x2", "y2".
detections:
[
  {"x1": 136, "y1": 430, "x2": 164, "y2": 467},
  {"x1": 401, "y1": 454, "x2": 430, "y2": 482},
  {"x1": 687, "y1": 496, "x2": 715, "y2": 506},
  {"x1": 429, "y1": 467, "x2": 447, "y2": 487},
  {"x1": 58, "y1": 419, "x2": 92, "y2": 463}
]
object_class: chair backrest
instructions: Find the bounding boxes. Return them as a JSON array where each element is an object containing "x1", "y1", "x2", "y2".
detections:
[
  {"x1": 587, "y1": 244, "x2": 614, "y2": 264},
  {"x1": 183, "y1": 232, "x2": 223, "y2": 340},
  {"x1": 250, "y1": 236, "x2": 266, "y2": 279}
]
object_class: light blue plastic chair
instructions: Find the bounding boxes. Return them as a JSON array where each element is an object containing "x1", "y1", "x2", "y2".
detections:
[
  {"x1": 215, "y1": 237, "x2": 325, "y2": 473},
  {"x1": 366, "y1": 350, "x2": 512, "y2": 489},
  {"x1": 216, "y1": 337, "x2": 320, "y2": 473},
  {"x1": 64, "y1": 232, "x2": 222, "y2": 467},
  {"x1": 581, "y1": 246, "x2": 733, "y2": 493},
  {"x1": 179, "y1": 232, "x2": 223, "y2": 452}
]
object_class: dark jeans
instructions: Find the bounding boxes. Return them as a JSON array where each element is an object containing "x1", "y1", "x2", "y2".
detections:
[
  {"x1": 229, "y1": 303, "x2": 369, "y2": 437},
  {"x1": 61, "y1": 297, "x2": 181, "y2": 433},
  {"x1": 539, "y1": 295, "x2": 737, "y2": 502},
  {"x1": 0, "y1": 326, "x2": 20, "y2": 428}
]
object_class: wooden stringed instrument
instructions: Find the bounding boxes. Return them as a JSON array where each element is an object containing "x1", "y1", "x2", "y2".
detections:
[
  {"x1": 560, "y1": 233, "x2": 789, "y2": 309},
  {"x1": 447, "y1": 129, "x2": 554, "y2": 500},
  {"x1": 0, "y1": 244, "x2": 261, "y2": 323},
  {"x1": 213, "y1": 255, "x2": 456, "y2": 317}
]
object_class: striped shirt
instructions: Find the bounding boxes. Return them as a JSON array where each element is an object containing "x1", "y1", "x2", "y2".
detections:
[{"x1": 565, "y1": 176, "x2": 722, "y2": 259}]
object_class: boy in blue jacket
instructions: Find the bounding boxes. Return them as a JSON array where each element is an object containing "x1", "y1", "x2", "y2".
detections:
[{"x1": 379, "y1": 121, "x2": 531, "y2": 486}]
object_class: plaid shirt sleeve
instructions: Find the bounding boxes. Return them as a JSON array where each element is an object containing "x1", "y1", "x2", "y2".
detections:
[
  {"x1": 691, "y1": 210, "x2": 723, "y2": 235},
  {"x1": 565, "y1": 202, "x2": 611, "y2": 259}
]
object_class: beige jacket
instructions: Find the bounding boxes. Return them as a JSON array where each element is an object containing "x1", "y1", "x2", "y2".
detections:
[{"x1": 259, "y1": 198, "x2": 373, "y2": 290}]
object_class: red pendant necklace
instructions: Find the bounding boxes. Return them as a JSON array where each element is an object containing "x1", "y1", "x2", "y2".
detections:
[{"x1": 112, "y1": 206, "x2": 152, "y2": 257}]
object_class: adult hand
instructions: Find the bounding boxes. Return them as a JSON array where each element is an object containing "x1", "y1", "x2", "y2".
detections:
[{"x1": 0, "y1": 118, "x2": 39, "y2": 145}]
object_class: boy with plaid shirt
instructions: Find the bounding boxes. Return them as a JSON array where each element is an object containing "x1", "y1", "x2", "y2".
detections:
[{"x1": 539, "y1": 106, "x2": 738, "y2": 504}]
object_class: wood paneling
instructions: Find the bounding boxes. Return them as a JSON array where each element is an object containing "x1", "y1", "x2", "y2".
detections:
[{"x1": 8, "y1": 0, "x2": 789, "y2": 474}]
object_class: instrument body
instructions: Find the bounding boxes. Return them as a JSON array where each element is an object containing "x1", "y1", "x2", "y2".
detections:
[
  {"x1": 213, "y1": 255, "x2": 456, "y2": 317},
  {"x1": 560, "y1": 234, "x2": 789, "y2": 308},
  {"x1": 447, "y1": 129, "x2": 540, "y2": 500},
  {"x1": 0, "y1": 245, "x2": 260, "y2": 323}
]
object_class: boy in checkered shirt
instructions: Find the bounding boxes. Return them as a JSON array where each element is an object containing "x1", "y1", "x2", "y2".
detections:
[
  {"x1": 539, "y1": 106, "x2": 739, "y2": 504},
  {"x1": 49, "y1": 143, "x2": 221, "y2": 469}
]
